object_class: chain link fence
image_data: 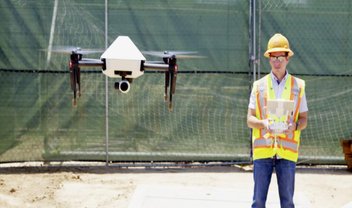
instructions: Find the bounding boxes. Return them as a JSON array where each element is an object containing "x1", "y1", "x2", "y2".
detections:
[{"x1": 0, "y1": 0, "x2": 351, "y2": 165}]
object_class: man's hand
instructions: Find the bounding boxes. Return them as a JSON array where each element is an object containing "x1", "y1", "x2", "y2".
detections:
[
  {"x1": 262, "y1": 119, "x2": 275, "y2": 134},
  {"x1": 284, "y1": 122, "x2": 296, "y2": 134}
]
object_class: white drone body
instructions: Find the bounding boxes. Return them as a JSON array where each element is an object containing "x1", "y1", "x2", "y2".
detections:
[{"x1": 100, "y1": 36, "x2": 146, "y2": 80}]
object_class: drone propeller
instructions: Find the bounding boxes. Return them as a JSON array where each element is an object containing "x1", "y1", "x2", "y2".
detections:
[
  {"x1": 143, "y1": 51, "x2": 204, "y2": 59},
  {"x1": 49, "y1": 46, "x2": 104, "y2": 55}
]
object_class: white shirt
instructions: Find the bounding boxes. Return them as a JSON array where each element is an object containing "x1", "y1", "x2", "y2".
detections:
[{"x1": 248, "y1": 71, "x2": 308, "y2": 113}]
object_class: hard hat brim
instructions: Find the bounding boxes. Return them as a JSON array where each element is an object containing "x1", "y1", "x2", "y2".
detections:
[{"x1": 264, "y1": 48, "x2": 294, "y2": 58}]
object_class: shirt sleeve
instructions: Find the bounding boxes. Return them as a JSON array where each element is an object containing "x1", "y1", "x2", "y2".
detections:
[
  {"x1": 299, "y1": 93, "x2": 308, "y2": 113},
  {"x1": 248, "y1": 84, "x2": 256, "y2": 110}
]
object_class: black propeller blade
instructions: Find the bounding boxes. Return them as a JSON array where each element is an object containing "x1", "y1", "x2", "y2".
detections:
[
  {"x1": 143, "y1": 51, "x2": 204, "y2": 59},
  {"x1": 50, "y1": 46, "x2": 104, "y2": 55}
]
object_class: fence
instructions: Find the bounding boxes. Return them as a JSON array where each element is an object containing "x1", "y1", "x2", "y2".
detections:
[{"x1": 0, "y1": 0, "x2": 351, "y2": 165}]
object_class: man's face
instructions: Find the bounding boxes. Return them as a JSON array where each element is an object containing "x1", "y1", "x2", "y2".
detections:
[{"x1": 269, "y1": 51, "x2": 289, "y2": 73}]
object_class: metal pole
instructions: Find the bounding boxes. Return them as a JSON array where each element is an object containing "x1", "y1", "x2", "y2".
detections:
[
  {"x1": 105, "y1": 0, "x2": 109, "y2": 166},
  {"x1": 257, "y1": 0, "x2": 261, "y2": 79},
  {"x1": 252, "y1": 0, "x2": 257, "y2": 81},
  {"x1": 249, "y1": 0, "x2": 252, "y2": 75},
  {"x1": 248, "y1": 0, "x2": 258, "y2": 161},
  {"x1": 46, "y1": 0, "x2": 59, "y2": 69}
]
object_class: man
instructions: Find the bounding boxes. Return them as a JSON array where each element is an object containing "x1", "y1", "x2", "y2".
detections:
[{"x1": 247, "y1": 33, "x2": 308, "y2": 208}]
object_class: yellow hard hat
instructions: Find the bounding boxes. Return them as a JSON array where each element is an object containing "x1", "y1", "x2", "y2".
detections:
[{"x1": 264, "y1": 33, "x2": 294, "y2": 58}]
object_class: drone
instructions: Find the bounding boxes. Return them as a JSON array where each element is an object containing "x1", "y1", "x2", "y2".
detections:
[{"x1": 52, "y1": 36, "x2": 201, "y2": 111}]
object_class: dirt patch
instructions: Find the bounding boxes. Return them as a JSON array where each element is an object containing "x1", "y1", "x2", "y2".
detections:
[{"x1": 0, "y1": 163, "x2": 351, "y2": 208}]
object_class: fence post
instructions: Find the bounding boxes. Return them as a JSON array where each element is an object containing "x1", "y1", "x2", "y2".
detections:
[{"x1": 105, "y1": 0, "x2": 109, "y2": 167}]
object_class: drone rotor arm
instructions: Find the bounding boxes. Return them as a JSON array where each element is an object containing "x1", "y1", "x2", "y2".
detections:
[
  {"x1": 143, "y1": 62, "x2": 169, "y2": 71},
  {"x1": 78, "y1": 58, "x2": 104, "y2": 67}
]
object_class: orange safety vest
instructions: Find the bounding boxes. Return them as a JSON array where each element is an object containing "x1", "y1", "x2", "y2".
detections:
[{"x1": 252, "y1": 74, "x2": 305, "y2": 162}]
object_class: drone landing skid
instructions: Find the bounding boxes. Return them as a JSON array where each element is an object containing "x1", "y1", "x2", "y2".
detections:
[{"x1": 144, "y1": 57, "x2": 177, "y2": 112}]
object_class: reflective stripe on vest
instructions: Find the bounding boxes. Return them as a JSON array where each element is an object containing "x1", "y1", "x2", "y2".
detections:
[
  {"x1": 253, "y1": 138, "x2": 298, "y2": 152},
  {"x1": 252, "y1": 74, "x2": 305, "y2": 162}
]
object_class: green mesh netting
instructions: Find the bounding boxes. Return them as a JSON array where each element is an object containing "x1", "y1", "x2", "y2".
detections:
[{"x1": 0, "y1": 0, "x2": 351, "y2": 164}]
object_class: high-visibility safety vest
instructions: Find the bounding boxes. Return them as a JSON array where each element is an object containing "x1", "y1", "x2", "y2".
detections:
[{"x1": 252, "y1": 74, "x2": 305, "y2": 162}]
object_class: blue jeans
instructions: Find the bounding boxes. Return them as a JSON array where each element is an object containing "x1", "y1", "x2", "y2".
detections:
[{"x1": 251, "y1": 158, "x2": 296, "y2": 208}]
